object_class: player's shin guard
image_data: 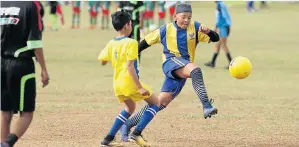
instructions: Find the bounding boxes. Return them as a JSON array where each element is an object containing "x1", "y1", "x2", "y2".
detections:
[
  {"x1": 133, "y1": 104, "x2": 159, "y2": 135},
  {"x1": 190, "y1": 67, "x2": 213, "y2": 108},
  {"x1": 125, "y1": 104, "x2": 165, "y2": 129},
  {"x1": 108, "y1": 110, "x2": 131, "y2": 137}
]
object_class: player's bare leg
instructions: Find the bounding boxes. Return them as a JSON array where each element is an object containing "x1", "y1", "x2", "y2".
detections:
[
  {"x1": 221, "y1": 37, "x2": 232, "y2": 69},
  {"x1": 1, "y1": 111, "x2": 13, "y2": 142},
  {"x1": 12, "y1": 112, "x2": 34, "y2": 137},
  {"x1": 205, "y1": 27, "x2": 221, "y2": 68},
  {"x1": 3, "y1": 112, "x2": 34, "y2": 147},
  {"x1": 124, "y1": 99, "x2": 136, "y2": 115},
  {"x1": 175, "y1": 63, "x2": 218, "y2": 119},
  {"x1": 205, "y1": 41, "x2": 221, "y2": 68},
  {"x1": 158, "y1": 92, "x2": 173, "y2": 106}
]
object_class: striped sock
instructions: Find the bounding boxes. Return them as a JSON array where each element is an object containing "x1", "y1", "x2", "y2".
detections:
[
  {"x1": 190, "y1": 67, "x2": 212, "y2": 108},
  {"x1": 134, "y1": 104, "x2": 159, "y2": 134},
  {"x1": 108, "y1": 110, "x2": 131, "y2": 136},
  {"x1": 125, "y1": 104, "x2": 166, "y2": 129}
]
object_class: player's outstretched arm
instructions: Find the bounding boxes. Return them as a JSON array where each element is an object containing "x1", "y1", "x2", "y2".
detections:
[{"x1": 138, "y1": 28, "x2": 161, "y2": 53}]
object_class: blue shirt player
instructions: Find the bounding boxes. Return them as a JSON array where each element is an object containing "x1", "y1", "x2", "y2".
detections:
[{"x1": 205, "y1": 1, "x2": 233, "y2": 69}]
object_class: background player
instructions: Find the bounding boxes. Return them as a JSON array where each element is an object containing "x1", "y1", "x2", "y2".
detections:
[
  {"x1": 158, "y1": 1, "x2": 166, "y2": 27},
  {"x1": 100, "y1": 1, "x2": 111, "y2": 30},
  {"x1": 205, "y1": 1, "x2": 233, "y2": 69},
  {"x1": 1, "y1": 1, "x2": 49, "y2": 147},
  {"x1": 119, "y1": 1, "x2": 145, "y2": 62},
  {"x1": 143, "y1": 1, "x2": 155, "y2": 33},
  {"x1": 71, "y1": 1, "x2": 81, "y2": 29},
  {"x1": 48, "y1": 1, "x2": 59, "y2": 31},
  {"x1": 56, "y1": 2, "x2": 65, "y2": 27},
  {"x1": 98, "y1": 11, "x2": 160, "y2": 147},
  {"x1": 88, "y1": 1, "x2": 100, "y2": 29}
]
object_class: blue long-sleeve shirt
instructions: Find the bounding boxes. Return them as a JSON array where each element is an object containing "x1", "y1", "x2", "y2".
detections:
[{"x1": 216, "y1": 1, "x2": 232, "y2": 27}]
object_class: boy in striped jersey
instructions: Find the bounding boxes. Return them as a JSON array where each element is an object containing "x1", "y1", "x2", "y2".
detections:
[{"x1": 120, "y1": 3, "x2": 219, "y2": 142}]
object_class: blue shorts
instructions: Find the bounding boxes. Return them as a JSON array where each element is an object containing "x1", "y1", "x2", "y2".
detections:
[
  {"x1": 218, "y1": 26, "x2": 230, "y2": 38},
  {"x1": 161, "y1": 57, "x2": 190, "y2": 99}
]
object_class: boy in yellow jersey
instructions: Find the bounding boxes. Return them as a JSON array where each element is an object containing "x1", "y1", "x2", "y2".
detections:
[
  {"x1": 98, "y1": 10, "x2": 160, "y2": 147},
  {"x1": 120, "y1": 3, "x2": 220, "y2": 142}
]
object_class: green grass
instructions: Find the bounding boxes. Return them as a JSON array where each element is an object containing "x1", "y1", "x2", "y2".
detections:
[{"x1": 13, "y1": 2, "x2": 299, "y2": 147}]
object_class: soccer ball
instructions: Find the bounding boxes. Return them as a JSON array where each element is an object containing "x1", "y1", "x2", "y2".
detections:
[{"x1": 229, "y1": 56, "x2": 252, "y2": 79}]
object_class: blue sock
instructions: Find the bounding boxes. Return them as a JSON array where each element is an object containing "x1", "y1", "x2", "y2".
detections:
[
  {"x1": 108, "y1": 110, "x2": 131, "y2": 136},
  {"x1": 134, "y1": 104, "x2": 159, "y2": 133}
]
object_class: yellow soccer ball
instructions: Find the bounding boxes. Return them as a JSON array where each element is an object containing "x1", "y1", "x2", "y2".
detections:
[{"x1": 229, "y1": 56, "x2": 252, "y2": 79}]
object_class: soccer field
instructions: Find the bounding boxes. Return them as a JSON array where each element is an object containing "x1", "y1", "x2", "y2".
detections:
[{"x1": 14, "y1": 2, "x2": 299, "y2": 147}]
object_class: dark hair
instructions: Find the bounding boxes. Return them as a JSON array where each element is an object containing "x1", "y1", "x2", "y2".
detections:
[{"x1": 111, "y1": 10, "x2": 131, "y2": 31}]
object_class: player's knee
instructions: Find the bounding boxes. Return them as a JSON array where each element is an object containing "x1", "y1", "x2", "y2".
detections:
[
  {"x1": 19, "y1": 112, "x2": 34, "y2": 119},
  {"x1": 186, "y1": 63, "x2": 199, "y2": 76},
  {"x1": 190, "y1": 67, "x2": 203, "y2": 79},
  {"x1": 174, "y1": 63, "x2": 197, "y2": 78},
  {"x1": 125, "y1": 106, "x2": 135, "y2": 115},
  {"x1": 158, "y1": 92, "x2": 172, "y2": 106},
  {"x1": 146, "y1": 94, "x2": 160, "y2": 107}
]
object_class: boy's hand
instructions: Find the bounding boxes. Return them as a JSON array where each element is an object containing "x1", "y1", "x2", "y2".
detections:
[
  {"x1": 41, "y1": 70, "x2": 50, "y2": 88},
  {"x1": 101, "y1": 61, "x2": 108, "y2": 66},
  {"x1": 138, "y1": 87, "x2": 150, "y2": 96},
  {"x1": 199, "y1": 26, "x2": 211, "y2": 34}
]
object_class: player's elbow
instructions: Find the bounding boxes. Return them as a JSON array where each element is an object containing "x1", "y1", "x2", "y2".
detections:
[{"x1": 208, "y1": 30, "x2": 220, "y2": 42}]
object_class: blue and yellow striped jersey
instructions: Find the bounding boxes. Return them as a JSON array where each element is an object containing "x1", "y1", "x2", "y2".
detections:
[
  {"x1": 144, "y1": 21, "x2": 210, "y2": 62},
  {"x1": 98, "y1": 37, "x2": 140, "y2": 96}
]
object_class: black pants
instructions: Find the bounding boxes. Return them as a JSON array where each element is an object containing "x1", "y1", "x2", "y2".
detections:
[
  {"x1": 50, "y1": 4, "x2": 57, "y2": 14},
  {"x1": 1, "y1": 57, "x2": 36, "y2": 113},
  {"x1": 129, "y1": 23, "x2": 141, "y2": 60},
  {"x1": 129, "y1": 23, "x2": 141, "y2": 42}
]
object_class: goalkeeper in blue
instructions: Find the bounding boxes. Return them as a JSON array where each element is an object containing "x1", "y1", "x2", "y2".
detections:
[{"x1": 120, "y1": 3, "x2": 220, "y2": 142}]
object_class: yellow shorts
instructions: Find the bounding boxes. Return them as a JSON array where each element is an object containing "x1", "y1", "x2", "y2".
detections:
[{"x1": 117, "y1": 83, "x2": 153, "y2": 103}]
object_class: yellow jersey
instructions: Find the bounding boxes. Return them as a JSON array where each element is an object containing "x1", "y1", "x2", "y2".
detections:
[
  {"x1": 98, "y1": 36, "x2": 141, "y2": 97},
  {"x1": 144, "y1": 21, "x2": 211, "y2": 62}
]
